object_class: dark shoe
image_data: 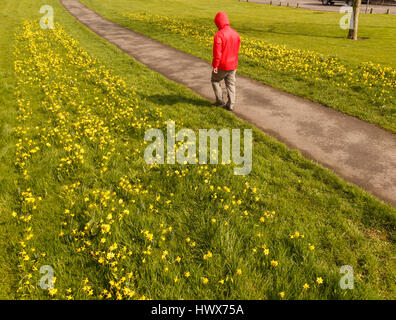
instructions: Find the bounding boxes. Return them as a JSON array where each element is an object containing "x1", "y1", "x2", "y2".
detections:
[
  {"x1": 214, "y1": 100, "x2": 225, "y2": 107},
  {"x1": 225, "y1": 104, "x2": 234, "y2": 111}
]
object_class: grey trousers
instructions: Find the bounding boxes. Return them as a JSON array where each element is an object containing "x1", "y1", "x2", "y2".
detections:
[{"x1": 211, "y1": 69, "x2": 236, "y2": 107}]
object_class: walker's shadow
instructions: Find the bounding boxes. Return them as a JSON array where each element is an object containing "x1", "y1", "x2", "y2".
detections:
[{"x1": 144, "y1": 94, "x2": 213, "y2": 108}]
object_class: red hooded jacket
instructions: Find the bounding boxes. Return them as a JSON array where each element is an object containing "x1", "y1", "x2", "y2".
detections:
[{"x1": 212, "y1": 12, "x2": 241, "y2": 71}]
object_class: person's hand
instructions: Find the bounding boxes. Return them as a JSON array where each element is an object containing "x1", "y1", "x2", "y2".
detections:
[{"x1": 213, "y1": 67, "x2": 218, "y2": 74}]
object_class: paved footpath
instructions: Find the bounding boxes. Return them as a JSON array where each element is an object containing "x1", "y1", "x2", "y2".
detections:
[{"x1": 60, "y1": 0, "x2": 396, "y2": 207}]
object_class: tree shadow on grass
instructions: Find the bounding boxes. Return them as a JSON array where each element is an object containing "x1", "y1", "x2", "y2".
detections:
[
  {"x1": 144, "y1": 94, "x2": 213, "y2": 108},
  {"x1": 237, "y1": 24, "x2": 349, "y2": 40}
]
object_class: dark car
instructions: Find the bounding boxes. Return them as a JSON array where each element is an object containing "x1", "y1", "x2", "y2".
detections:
[{"x1": 321, "y1": 0, "x2": 368, "y2": 5}]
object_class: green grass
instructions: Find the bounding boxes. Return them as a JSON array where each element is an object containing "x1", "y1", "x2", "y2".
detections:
[
  {"x1": 0, "y1": 0, "x2": 395, "y2": 300},
  {"x1": 81, "y1": 0, "x2": 396, "y2": 67},
  {"x1": 79, "y1": 0, "x2": 396, "y2": 133}
]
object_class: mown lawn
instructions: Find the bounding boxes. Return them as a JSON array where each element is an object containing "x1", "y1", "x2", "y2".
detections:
[
  {"x1": 0, "y1": 0, "x2": 395, "y2": 300},
  {"x1": 80, "y1": 0, "x2": 396, "y2": 133}
]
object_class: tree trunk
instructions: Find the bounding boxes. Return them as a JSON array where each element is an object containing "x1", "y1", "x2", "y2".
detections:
[{"x1": 348, "y1": 0, "x2": 362, "y2": 40}]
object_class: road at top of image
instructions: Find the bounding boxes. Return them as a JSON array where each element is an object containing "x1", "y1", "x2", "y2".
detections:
[{"x1": 239, "y1": 0, "x2": 396, "y2": 14}]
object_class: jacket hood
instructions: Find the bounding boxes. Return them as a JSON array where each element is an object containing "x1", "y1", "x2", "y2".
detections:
[{"x1": 214, "y1": 12, "x2": 230, "y2": 30}]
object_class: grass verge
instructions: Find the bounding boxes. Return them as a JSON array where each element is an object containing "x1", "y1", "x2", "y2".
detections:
[{"x1": 80, "y1": 0, "x2": 396, "y2": 133}]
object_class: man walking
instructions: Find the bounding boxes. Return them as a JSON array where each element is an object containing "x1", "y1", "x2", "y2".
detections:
[{"x1": 211, "y1": 11, "x2": 241, "y2": 111}]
